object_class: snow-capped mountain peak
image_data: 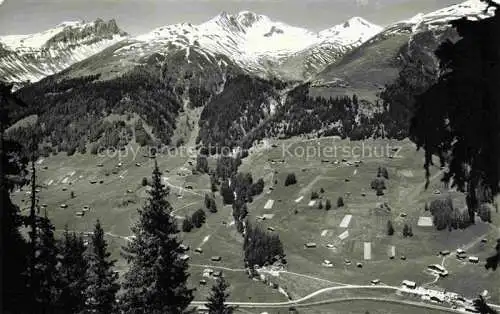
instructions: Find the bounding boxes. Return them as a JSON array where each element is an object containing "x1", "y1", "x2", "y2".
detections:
[
  {"x1": 236, "y1": 11, "x2": 266, "y2": 28},
  {"x1": 0, "y1": 18, "x2": 128, "y2": 84},
  {"x1": 396, "y1": 0, "x2": 498, "y2": 30},
  {"x1": 134, "y1": 11, "x2": 380, "y2": 63},
  {"x1": 56, "y1": 20, "x2": 85, "y2": 28},
  {"x1": 205, "y1": 11, "x2": 245, "y2": 32},
  {"x1": 0, "y1": 19, "x2": 126, "y2": 52},
  {"x1": 344, "y1": 16, "x2": 376, "y2": 28},
  {"x1": 1, "y1": 11, "x2": 382, "y2": 84},
  {"x1": 0, "y1": 25, "x2": 68, "y2": 50},
  {"x1": 426, "y1": 0, "x2": 498, "y2": 20},
  {"x1": 319, "y1": 16, "x2": 382, "y2": 45}
]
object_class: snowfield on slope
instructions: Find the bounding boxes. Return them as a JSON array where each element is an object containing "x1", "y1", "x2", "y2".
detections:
[{"x1": 129, "y1": 11, "x2": 382, "y2": 74}]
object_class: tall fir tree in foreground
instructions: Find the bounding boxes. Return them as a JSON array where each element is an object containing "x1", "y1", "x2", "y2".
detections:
[
  {"x1": 59, "y1": 227, "x2": 87, "y2": 313},
  {"x1": 121, "y1": 161, "x2": 194, "y2": 313},
  {"x1": 84, "y1": 220, "x2": 119, "y2": 314},
  {"x1": 28, "y1": 211, "x2": 63, "y2": 312},
  {"x1": 411, "y1": 0, "x2": 500, "y2": 221},
  {"x1": 23, "y1": 132, "x2": 65, "y2": 312},
  {"x1": 206, "y1": 276, "x2": 235, "y2": 314},
  {"x1": 410, "y1": 0, "x2": 500, "y2": 271},
  {"x1": 1, "y1": 82, "x2": 30, "y2": 312}
]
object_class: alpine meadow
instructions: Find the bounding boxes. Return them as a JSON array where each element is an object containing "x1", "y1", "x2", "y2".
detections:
[{"x1": 1, "y1": 0, "x2": 500, "y2": 313}]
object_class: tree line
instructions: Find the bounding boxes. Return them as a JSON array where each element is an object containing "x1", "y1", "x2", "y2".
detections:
[{"x1": 243, "y1": 222, "x2": 286, "y2": 269}]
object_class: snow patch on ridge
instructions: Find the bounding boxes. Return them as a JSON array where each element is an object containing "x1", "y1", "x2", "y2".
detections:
[{"x1": 130, "y1": 11, "x2": 382, "y2": 73}]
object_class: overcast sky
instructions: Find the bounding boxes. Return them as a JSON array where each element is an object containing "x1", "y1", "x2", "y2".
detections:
[{"x1": 0, "y1": 0, "x2": 462, "y2": 35}]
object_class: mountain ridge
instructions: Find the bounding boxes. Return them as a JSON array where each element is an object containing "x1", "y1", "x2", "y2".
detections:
[
  {"x1": 6, "y1": 0, "x2": 500, "y2": 155},
  {"x1": 310, "y1": 0, "x2": 498, "y2": 100},
  {"x1": 128, "y1": 10, "x2": 382, "y2": 80},
  {"x1": 0, "y1": 11, "x2": 382, "y2": 84},
  {"x1": 0, "y1": 18, "x2": 128, "y2": 84}
]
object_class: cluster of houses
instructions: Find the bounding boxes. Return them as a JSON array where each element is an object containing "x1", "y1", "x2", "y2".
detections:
[
  {"x1": 440, "y1": 249, "x2": 480, "y2": 264},
  {"x1": 401, "y1": 280, "x2": 480, "y2": 312},
  {"x1": 455, "y1": 249, "x2": 479, "y2": 263},
  {"x1": 201, "y1": 268, "x2": 222, "y2": 282}
]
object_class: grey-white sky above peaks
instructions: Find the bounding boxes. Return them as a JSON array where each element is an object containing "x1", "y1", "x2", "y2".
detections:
[{"x1": 0, "y1": 0, "x2": 462, "y2": 35}]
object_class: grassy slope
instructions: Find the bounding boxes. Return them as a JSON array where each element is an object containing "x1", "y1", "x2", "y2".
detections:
[
  {"x1": 240, "y1": 138, "x2": 499, "y2": 301},
  {"x1": 310, "y1": 34, "x2": 411, "y2": 102}
]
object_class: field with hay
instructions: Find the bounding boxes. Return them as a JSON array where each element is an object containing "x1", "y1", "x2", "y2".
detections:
[{"x1": 13, "y1": 137, "x2": 500, "y2": 310}]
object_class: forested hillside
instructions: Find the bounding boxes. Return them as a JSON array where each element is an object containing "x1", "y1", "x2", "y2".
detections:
[
  {"x1": 197, "y1": 78, "x2": 392, "y2": 151},
  {"x1": 10, "y1": 64, "x2": 181, "y2": 154},
  {"x1": 197, "y1": 74, "x2": 286, "y2": 151}
]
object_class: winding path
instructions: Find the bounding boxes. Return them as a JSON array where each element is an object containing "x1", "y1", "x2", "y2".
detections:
[
  {"x1": 191, "y1": 284, "x2": 500, "y2": 312},
  {"x1": 191, "y1": 285, "x2": 399, "y2": 307}
]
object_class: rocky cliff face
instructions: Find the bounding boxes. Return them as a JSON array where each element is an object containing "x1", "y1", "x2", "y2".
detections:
[{"x1": 0, "y1": 19, "x2": 127, "y2": 84}]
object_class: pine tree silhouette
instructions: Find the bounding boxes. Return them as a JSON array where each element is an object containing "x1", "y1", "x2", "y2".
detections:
[
  {"x1": 59, "y1": 227, "x2": 87, "y2": 313},
  {"x1": 1, "y1": 82, "x2": 30, "y2": 312},
  {"x1": 206, "y1": 276, "x2": 235, "y2": 314},
  {"x1": 28, "y1": 210, "x2": 63, "y2": 312},
  {"x1": 411, "y1": 0, "x2": 500, "y2": 221},
  {"x1": 84, "y1": 220, "x2": 120, "y2": 313},
  {"x1": 121, "y1": 161, "x2": 194, "y2": 313}
]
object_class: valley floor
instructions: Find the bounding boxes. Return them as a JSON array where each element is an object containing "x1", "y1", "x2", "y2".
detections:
[{"x1": 13, "y1": 137, "x2": 500, "y2": 313}]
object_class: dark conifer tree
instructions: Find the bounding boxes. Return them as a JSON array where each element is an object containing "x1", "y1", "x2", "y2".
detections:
[
  {"x1": 84, "y1": 220, "x2": 119, "y2": 314},
  {"x1": 29, "y1": 211, "x2": 63, "y2": 313},
  {"x1": 25, "y1": 130, "x2": 64, "y2": 312},
  {"x1": 284, "y1": 173, "x2": 297, "y2": 186},
  {"x1": 196, "y1": 154, "x2": 209, "y2": 173},
  {"x1": 121, "y1": 161, "x2": 194, "y2": 313},
  {"x1": 206, "y1": 276, "x2": 235, "y2": 314},
  {"x1": 26, "y1": 134, "x2": 41, "y2": 304},
  {"x1": 387, "y1": 221, "x2": 395, "y2": 236},
  {"x1": 378, "y1": 57, "x2": 437, "y2": 139},
  {"x1": 243, "y1": 222, "x2": 285, "y2": 268},
  {"x1": 182, "y1": 217, "x2": 194, "y2": 232},
  {"x1": 402, "y1": 224, "x2": 413, "y2": 237},
  {"x1": 251, "y1": 178, "x2": 265, "y2": 196},
  {"x1": 1, "y1": 82, "x2": 30, "y2": 312},
  {"x1": 59, "y1": 227, "x2": 87, "y2": 313},
  {"x1": 205, "y1": 194, "x2": 212, "y2": 209},
  {"x1": 210, "y1": 173, "x2": 219, "y2": 192},
  {"x1": 220, "y1": 180, "x2": 234, "y2": 205},
  {"x1": 486, "y1": 239, "x2": 500, "y2": 271},
  {"x1": 337, "y1": 197, "x2": 345, "y2": 208},
  {"x1": 325, "y1": 199, "x2": 332, "y2": 211},
  {"x1": 410, "y1": 0, "x2": 500, "y2": 226},
  {"x1": 192, "y1": 209, "x2": 207, "y2": 228},
  {"x1": 208, "y1": 197, "x2": 217, "y2": 213}
]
